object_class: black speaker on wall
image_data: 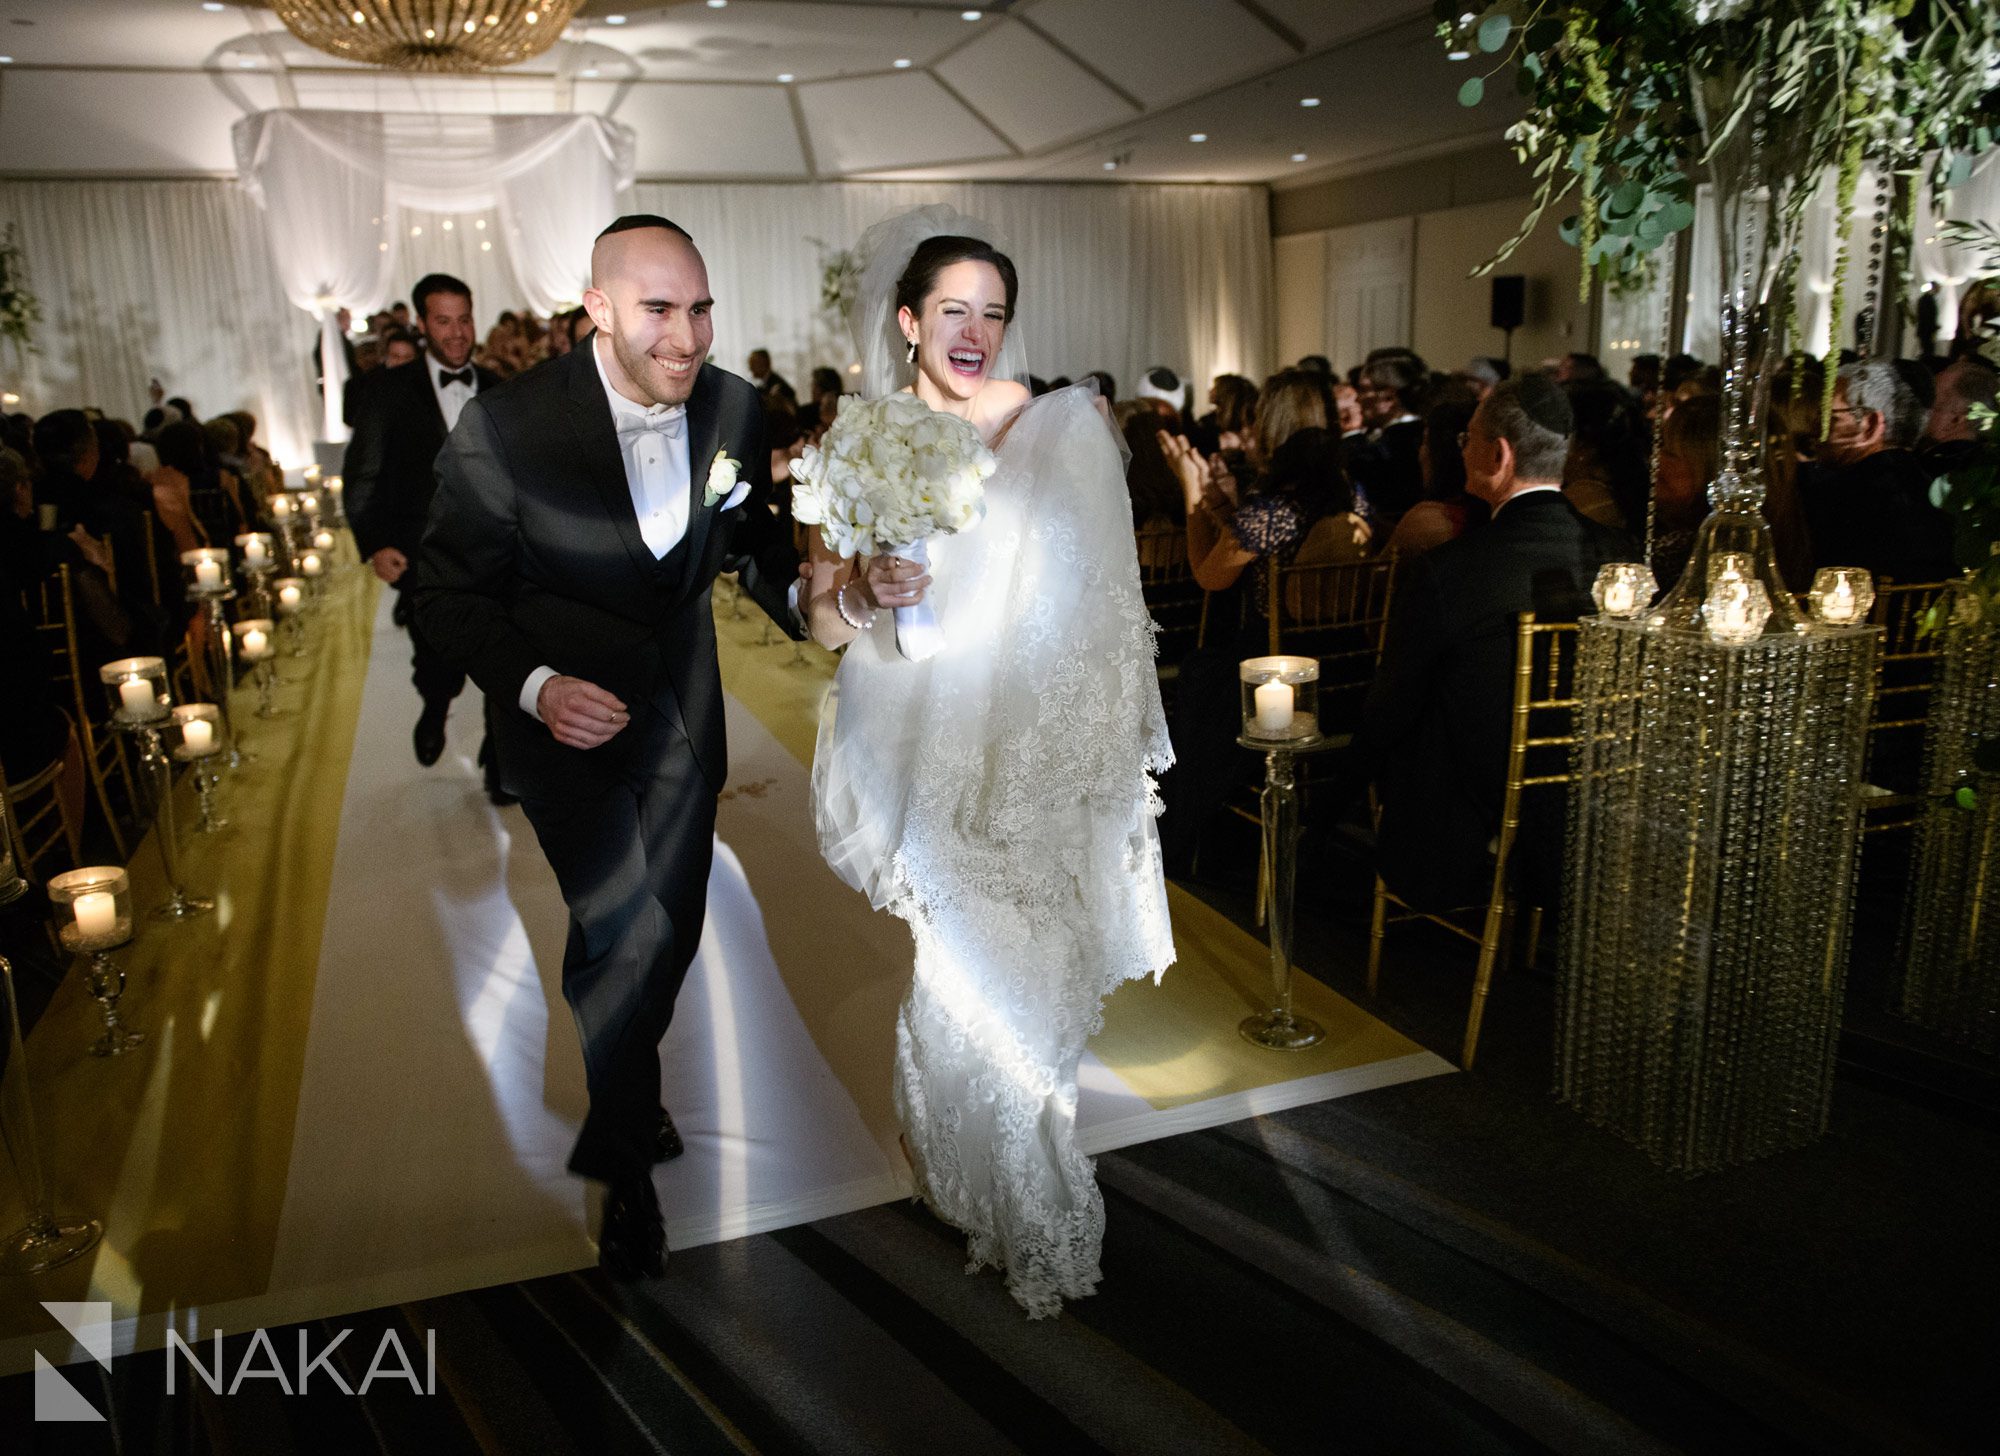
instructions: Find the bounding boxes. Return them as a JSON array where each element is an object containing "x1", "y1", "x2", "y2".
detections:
[{"x1": 1490, "y1": 274, "x2": 1526, "y2": 332}]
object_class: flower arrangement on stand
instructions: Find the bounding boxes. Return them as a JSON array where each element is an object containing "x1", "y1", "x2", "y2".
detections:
[{"x1": 0, "y1": 222, "x2": 42, "y2": 382}]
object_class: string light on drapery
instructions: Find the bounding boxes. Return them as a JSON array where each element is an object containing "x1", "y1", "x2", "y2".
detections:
[{"x1": 270, "y1": 1, "x2": 585, "y2": 72}]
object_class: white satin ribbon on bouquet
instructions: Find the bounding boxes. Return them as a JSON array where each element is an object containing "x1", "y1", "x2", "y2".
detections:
[{"x1": 890, "y1": 538, "x2": 945, "y2": 662}]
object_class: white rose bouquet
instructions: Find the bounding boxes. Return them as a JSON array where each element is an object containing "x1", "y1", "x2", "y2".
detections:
[{"x1": 791, "y1": 391, "x2": 996, "y2": 661}]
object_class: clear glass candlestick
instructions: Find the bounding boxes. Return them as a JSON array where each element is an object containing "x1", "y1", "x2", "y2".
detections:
[
  {"x1": 48, "y1": 867, "x2": 145, "y2": 1055},
  {"x1": 0, "y1": 954, "x2": 103, "y2": 1271},
  {"x1": 172, "y1": 705, "x2": 228, "y2": 832},
  {"x1": 113, "y1": 721, "x2": 213, "y2": 923}
]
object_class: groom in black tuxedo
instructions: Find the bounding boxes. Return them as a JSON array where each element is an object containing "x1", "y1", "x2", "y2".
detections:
[{"x1": 414, "y1": 216, "x2": 803, "y2": 1279}]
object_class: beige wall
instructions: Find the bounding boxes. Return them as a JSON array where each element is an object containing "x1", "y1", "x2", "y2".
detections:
[
  {"x1": 1271, "y1": 142, "x2": 1592, "y2": 375},
  {"x1": 1410, "y1": 197, "x2": 1589, "y2": 373}
]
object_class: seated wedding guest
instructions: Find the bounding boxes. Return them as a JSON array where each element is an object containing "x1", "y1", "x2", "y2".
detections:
[
  {"x1": 1922, "y1": 352, "x2": 1998, "y2": 478},
  {"x1": 201, "y1": 417, "x2": 257, "y2": 541},
  {"x1": 746, "y1": 348, "x2": 793, "y2": 405},
  {"x1": 1087, "y1": 369, "x2": 1118, "y2": 402},
  {"x1": 3, "y1": 443, "x2": 137, "y2": 667},
  {"x1": 546, "y1": 310, "x2": 575, "y2": 358},
  {"x1": 1386, "y1": 392, "x2": 1485, "y2": 557},
  {"x1": 1628, "y1": 353, "x2": 1663, "y2": 401},
  {"x1": 1806, "y1": 360, "x2": 1956, "y2": 585},
  {"x1": 565, "y1": 305, "x2": 593, "y2": 351},
  {"x1": 381, "y1": 329, "x2": 420, "y2": 371},
  {"x1": 1652, "y1": 392, "x2": 1720, "y2": 591},
  {"x1": 1354, "y1": 376, "x2": 1628, "y2": 912},
  {"x1": 1192, "y1": 373, "x2": 1258, "y2": 455},
  {"x1": 33, "y1": 410, "x2": 163, "y2": 646},
  {"x1": 1118, "y1": 403, "x2": 1185, "y2": 528},
  {"x1": 1137, "y1": 366, "x2": 1191, "y2": 430},
  {"x1": 89, "y1": 419, "x2": 180, "y2": 633},
  {"x1": 390, "y1": 300, "x2": 413, "y2": 334},
  {"x1": 1556, "y1": 352, "x2": 1607, "y2": 386},
  {"x1": 1661, "y1": 352, "x2": 1703, "y2": 396},
  {"x1": 1353, "y1": 355, "x2": 1426, "y2": 521},
  {"x1": 1297, "y1": 354, "x2": 1333, "y2": 375},
  {"x1": 1178, "y1": 426, "x2": 1358, "y2": 599},
  {"x1": 148, "y1": 420, "x2": 213, "y2": 554},
  {"x1": 1562, "y1": 381, "x2": 1649, "y2": 530},
  {"x1": 1249, "y1": 368, "x2": 1331, "y2": 466},
  {"x1": 0, "y1": 554, "x2": 82, "y2": 802}
]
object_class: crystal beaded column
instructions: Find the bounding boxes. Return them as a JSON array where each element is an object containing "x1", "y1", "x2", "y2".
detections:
[{"x1": 1898, "y1": 617, "x2": 2000, "y2": 1052}]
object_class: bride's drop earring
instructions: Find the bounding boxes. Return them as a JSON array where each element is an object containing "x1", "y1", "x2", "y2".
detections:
[{"x1": 906, "y1": 337, "x2": 918, "y2": 364}]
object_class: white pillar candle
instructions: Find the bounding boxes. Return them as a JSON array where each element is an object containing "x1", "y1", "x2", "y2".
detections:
[
  {"x1": 73, "y1": 890, "x2": 118, "y2": 947},
  {"x1": 271, "y1": 497, "x2": 291, "y2": 518},
  {"x1": 301, "y1": 553, "x2": 324, "y2": 578},
  {"x1": 194, "y1": 558, "x2": 223, "y2": 590},
  {"x1": 278, "y1": 584, "x2": 302, "y2": 613},
  {"x1": 1823, "y1": 577, "x2": 1856, "y2": 624},
  {"x1": 1254, "y1": 679, "x2": 1294, "y2": 734},
  {"x1": 299, "y1": 494, "x2": 319, "y2": 515},
  {"x1": 119, "y1": 677, "x2": 157, "y2": 717},
  {"x1": 312, "y1": 530, "x2": 335, "y2": 551},
  {"x1": 1602, "y1": 579, "x2": 1635, "y2": 615},
  {"x1": 181, "y1": 718, "x2": 215, "y2": 755},
  {"x1": 240, "y1": 627, "x2": 269, "y2": 660},
  {"x1": 244, "y1": 539, "x2": 268, "y2": 567}
]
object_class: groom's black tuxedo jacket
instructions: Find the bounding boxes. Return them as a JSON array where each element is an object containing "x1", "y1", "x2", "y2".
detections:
[
  {"x1": 412, "y1": 346, "x2": 802, "y2": 801},
  {"x1": 343, "y1": 358, "x2": 500, "y2": 563}
]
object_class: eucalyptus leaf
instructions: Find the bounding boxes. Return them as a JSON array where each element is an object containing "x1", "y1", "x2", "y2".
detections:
[
  {"x1": 1956, "y1": 786, "x2": 1979, "y2": 812},
  {"x1": 1477, "y1": 12, "x2": 1511, "y2": 53},
  {"x1": 1459, "y1": 75, "x2": 1485, "y2": 107},
  {"x1": 1558, "y1": 213, "x2": 1581, "y2": 246},
  {"x1": 1611, "y1": 179, "x2": 1646, "y2": 213}
]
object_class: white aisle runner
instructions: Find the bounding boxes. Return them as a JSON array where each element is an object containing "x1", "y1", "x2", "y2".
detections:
[{"x1": 267, "y1": 593, "x2": 901, "y2": 1309}]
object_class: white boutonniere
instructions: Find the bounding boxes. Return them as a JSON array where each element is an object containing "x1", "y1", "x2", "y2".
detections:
[{"x1": 704, "y1": 452, "x2": 748, "y2": 510}]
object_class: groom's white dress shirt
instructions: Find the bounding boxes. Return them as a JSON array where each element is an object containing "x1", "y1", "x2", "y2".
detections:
[
  {"x1": 428, "y1": 357, "x2": 479, "y2": 431},
  {"x1": 519, "y1": 336, "x2": 694, "y2": 721}
]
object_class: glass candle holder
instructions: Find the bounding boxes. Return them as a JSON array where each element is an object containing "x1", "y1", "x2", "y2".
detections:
[
  {"x1": 1807, "y1": 566, "x2": 1874, "y2": 627},
  {"x1": 170, "y1": 703, "x2": 222, "y2": 761},
  {"x1": 273, "y1": 578, "x2": 305, "y2": 617},
  {"x1": 1592, "y1": 562, "x2": 1656, "y2": 619},
  {"x1": 267, "y1": 492, "x2": 294, "y2": 523},
  {"x1": 99, "y1": 656, "x2": 170, "y2": 724},
  {"x1": 297, "y1": 491, "x2": 320, "y2": 520},
  {"x1": 48, "y1": 866, "x2": 133, "y2": 954},
  {"x1": 181, "y1": 547, "x2": 230, "y2": 597},
  {"x1": 1703, "y1": 574, "x2": 1773, "y2": 645},
  {"x1": 1239, "y1": 656, "x2": 1321, "y2": 742},
  {"x1": 235, "y1": 531, "x2": 275, "y2": 572},
  {"x1": 300, "y1": 551, "x2": 325, "y2": 580},
  {"x1": 236, "y1": 617, "x2": 275, "y2": 663},
  {"x1": 311, "y1": 528, "x2": 336, "y2": 554}
]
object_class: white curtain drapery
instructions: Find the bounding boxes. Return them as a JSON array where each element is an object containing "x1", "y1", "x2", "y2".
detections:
[
  {"x1": 631, "y1": 181, "x2": 1273, "y2": 406},
  {"x1": 232, "y1": 110, "x2": 635, "y2": 440}
]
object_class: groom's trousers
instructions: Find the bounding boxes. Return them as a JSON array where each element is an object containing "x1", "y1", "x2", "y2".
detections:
[{"x1": 517, "y1": 702, "x2": 716, "y2": 1184}]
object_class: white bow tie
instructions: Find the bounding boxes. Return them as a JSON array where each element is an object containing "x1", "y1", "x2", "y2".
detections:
[{"x1": 617, "y1": 406, "x2": 686, "y2": 442}]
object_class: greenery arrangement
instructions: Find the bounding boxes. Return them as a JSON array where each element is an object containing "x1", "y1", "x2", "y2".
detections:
[
  {"x1": 1443, "y1": 0, "x2": 2000, "y2": 392},
  {"x1": 810, "y1": 238, "x2": 861, "y2": 326},
  {"x1": 0, "y1": 222, "x2": 41, "y2": 357}
]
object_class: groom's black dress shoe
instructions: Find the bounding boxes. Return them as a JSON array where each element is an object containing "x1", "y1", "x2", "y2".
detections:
[
  {"x1": 413, "y1": 705, "x2": 447, "y2": 767},
  {"x1": 599, "y1": 1177, "x2": 666, "y2": 1281},
  {"x1": 654, "y1": 1109, "x2": 684, "y2": 1164}
]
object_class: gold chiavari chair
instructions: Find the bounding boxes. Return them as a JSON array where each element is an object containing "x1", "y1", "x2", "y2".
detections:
[
  {"x1": 1367, "y1": 613, "x2": 1580, "y2": 1069},
  {"x1": 1135, "y1": 522, "x2": 1211, "y2": 674},
  {"x1": 1860, "y1": 577, "x2": 1956, "y2": 836},
  {"x1": 28, "y1": 565, "x2": 137, "y2": 861},
  {"x1": 1, "y1": 727, "x2": 83, "y2": 883}
]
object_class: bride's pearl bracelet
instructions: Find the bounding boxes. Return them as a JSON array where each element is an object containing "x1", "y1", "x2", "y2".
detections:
[{"x1": 835, "y1": 581, "x2": 877, "y2": 632}]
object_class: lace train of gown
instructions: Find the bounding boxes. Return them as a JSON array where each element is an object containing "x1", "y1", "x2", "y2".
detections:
[{"x1": 811, "y1": 384, "x2": 1175, "y2": 1317}]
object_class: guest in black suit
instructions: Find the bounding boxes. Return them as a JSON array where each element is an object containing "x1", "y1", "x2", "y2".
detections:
[
  {"x1": 745, "y1": 348, "x2": 793, "y2": 406},
  {"x1": 1353, "y1": 355, "x2": 1426, "y2": 523},
  {"x1": 1355, "y1": 375, "x2": 1629, "y2": 913},
  {"x1": 414, "y1": 217, "x2": 803, "y2": 1280},
  {"x1": 1804, "y1": 360, "x2": 1956, "y2": 585},
  {"x1": 344, "y1": 273, "x2": 499, "y2": 771}
]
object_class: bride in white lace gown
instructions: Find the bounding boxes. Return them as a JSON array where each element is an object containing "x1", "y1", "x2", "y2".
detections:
[{"x1": 799, "y1": 207, "x2": 1174, "y2": 1318}]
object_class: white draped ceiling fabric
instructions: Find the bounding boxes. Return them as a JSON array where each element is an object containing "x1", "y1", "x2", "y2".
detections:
[
  {"x1": 0, "y1": 175, "x2": 1270, "y2": 469},
  {"x1": 231, "y1": 109, "x2": 636, "y2": 441}
]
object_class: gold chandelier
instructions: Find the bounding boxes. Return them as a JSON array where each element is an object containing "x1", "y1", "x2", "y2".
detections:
[{"x1": 270, "y1": 2, "x2": 585, "y2": 73}]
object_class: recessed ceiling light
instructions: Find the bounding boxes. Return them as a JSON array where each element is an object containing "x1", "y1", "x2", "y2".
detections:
[
  {"x1": 606, "y1": 13, "x2": 626, "y2": 23},
  {"x1": 1291, "y1": 152, "x2": 1308, "y2": 162},
  {"x1": 481, "y1": 241, "x2": 493, "y2": 252},
  {"x1": 0, "y1": 57, "x2": 12, "y2": 64},
  {"x1": 708, "y1": 0, "x2": 727, "y2": 7},
  {"x1": 237, "y1": 57, "x2": 255, "y2": 67},
  {"x1": 962, "y1": 9, "x2": 982, "y2": 19},
  {"x1": 442, "y1": 218, "x2": 454, "y2": 231},
  {"x1": 1189, "y1": 132, "x2": 1207, "y2": 142},
  {"x1": 1103, "y1": 160, "x2": 1117, "y2": 171},
  {"x1": 777, "y1": 72, "x2": 793, "y2": 82},
  {"x1": 581, "y1": 66, "x2": 599, "y2": 76},
  {"x1": 378, "y1": 241, "x2": 389, "y2": 252},
  {"x1": 202, "y1": 2, "x2": 224, "y2": 10},
  {"x1": 410, "y1": 225, "x2": 423, "y2": 236},
  {"x1": 1300, "y1": 97, "x2": 1320, "y2": 107},
  {"x1": 475, "y1": 218, "x2": 487, "y2": 230},
  {"x1": 893, "y1": 58, "x2": 911, "y2": 68}
]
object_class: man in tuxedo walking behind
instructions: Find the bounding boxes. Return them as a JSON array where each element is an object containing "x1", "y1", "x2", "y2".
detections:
[
  {"x1": 415, "y1": 217, "x2": 804, "y2": 1279},
  {"x1": 344, "y1": 273, "x2": 499, "y2": 775}
]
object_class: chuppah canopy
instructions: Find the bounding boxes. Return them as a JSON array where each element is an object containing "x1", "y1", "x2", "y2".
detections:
[{"x1": 231, "y1": 109, "x2": 635, "y2": 440}]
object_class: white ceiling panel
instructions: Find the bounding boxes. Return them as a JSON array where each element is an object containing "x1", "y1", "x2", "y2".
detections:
[
  {"x1": 288, "y1": 73, "x2": 564, "y2": 113},
  {"x1": 0, "y1": 69, "x2": 277, "y2": 174},
  {"x1": 796, "y1": 72, "x2": 1008, "y2": 174},
  {"x1": 1254, "y1": 0, "x2": 1419, "y2": 48},
  {"x1": 573, "y1": 1, "x2": 972, "y2": 83},
  {"x1": 576, "y1": 79, "x2": 807, "y2": 177},
  {"x1": 0, "y1": 0, "x2": 252, "y2": 71},
  {"x1": 1021, "y1": 0, "x2": 1297, "y2": 109},
  {"x1": 934, "y1": 20, "x2": 1134, "y2": 153}
]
